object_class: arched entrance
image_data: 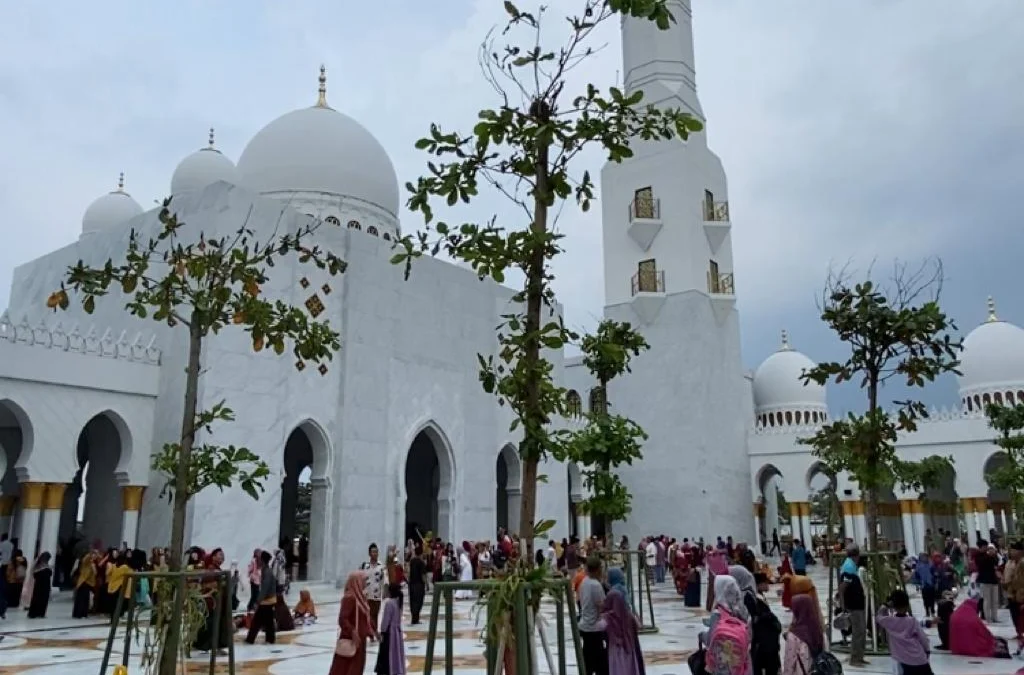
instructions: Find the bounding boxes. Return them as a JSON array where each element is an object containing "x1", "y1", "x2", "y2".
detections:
[
  {"x1": 755, "y1": 464, "x2": 787, "y2": 543},
  {"x1": 59, "y1": 413, "x2": 125, "y2": 550},
  {"x1": 806, "y1": 463, "x2": 839, "y2": 544},
  {"x1": 278, "y1": 420, "x2": 330, "y2": 581},
  {"x1": 922, "y1": 464, "x2": 959, "y2": 540},
  {"x1": 496, "y1": 444, "x2": 522, "y2": 536},
  {"x1": 404, "y1": 424, "x2": 454, "y2": 543},
  {"x1": 0, "y1": 400, "x2": 31, "y2": 538}
]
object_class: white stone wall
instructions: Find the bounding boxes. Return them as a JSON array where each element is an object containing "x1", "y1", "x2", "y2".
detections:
[{"x1": 605, "y1": 292, "x2": 751, "y2": 543}]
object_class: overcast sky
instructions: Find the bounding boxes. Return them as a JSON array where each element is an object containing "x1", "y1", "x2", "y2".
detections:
[{"x1": 1, "y1": 1, "x2": 1021, "y2": 413}]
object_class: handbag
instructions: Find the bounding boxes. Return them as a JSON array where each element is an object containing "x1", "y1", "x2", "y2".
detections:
[{"x1": 336, "y1": 608, "x2": 361, "y2": 657}]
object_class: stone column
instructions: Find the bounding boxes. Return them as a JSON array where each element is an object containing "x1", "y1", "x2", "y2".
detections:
[
  {"x1": 961, "y1": 498, "x2": 978, "y2": 547},
  {"x1": 799, "y1": 502, "x2": 812, "y2": 546},
  {"x1": 852, "y1": 501, "x2": 867, "y2": 549},
  {"x1": 309, "y1": 478, "x2": 330, "y2": 581},
  {"x1": 37, "y1": 483, "x2": 67, "y2": 559},
  {"x1": 1007, "y1": 506, "x2": 1016, "y2": 536},
  {"x1": 506, "y1": 488, "x2": 522, "y2": 534},
  {"x1": 17, "y1": 482, "x2": 46, "y2": 557},
  {"x1": 0, "y1": 496, "x2": 16, "y2": 536},
  {"x1": 840, "y1": 501, "x2": 855, "y2": 542},
  {"x1": 753, "y1": 503, "x2": 764, "y2": 553},
  {"x1": 121, "y1": 486, "x2": 145, "y2": 549},
  {"x1": 789, "y1": 502, "x2": 802, "y2": 544},
  {"x1": 899, "y1": 500, "x2": 917, "y2": 557}
]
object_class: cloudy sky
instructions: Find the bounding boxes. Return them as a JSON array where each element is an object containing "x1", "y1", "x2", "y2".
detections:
[{"x1": 1, "y1": 1, "x2": 1021, "y2": 413}]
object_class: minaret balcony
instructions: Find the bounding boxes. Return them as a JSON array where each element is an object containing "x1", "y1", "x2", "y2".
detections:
[
  {"x1": 627, "y1": 197, "x2": 662, "y2": 251},
  {"x1": 702, "y1": 201, "x2": 731, "y2": 253},
  {"x1": 707, "y1": 271, "x2": 735, "y2": 296},
  {"x1": 703, "y1": 201, "x2": 730, "y2": 222},
  {"x1": 630, "y1": 269, "x2": 666, "y2": 324}
]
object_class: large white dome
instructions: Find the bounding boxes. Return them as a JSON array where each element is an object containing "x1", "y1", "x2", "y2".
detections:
[
  {"x1": 81, "y1": 174, "x2": 143, "y2": 237},
  {"x1": 752, "y1": 332, "x2": 827, "y2": 412},
  {"x1": 171, "y1": 129, "x2": 239, "y2": 194},
  {"x1": 958, "y1": 297, "x2": 1024, "y2": 395},
  {"x1": 236, "y1": 68, "x2": 399, "y2": 216}
]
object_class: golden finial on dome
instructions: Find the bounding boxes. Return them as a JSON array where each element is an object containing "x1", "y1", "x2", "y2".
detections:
[
  {"x1": 116, "y1": 172, "x2": 125, "y2": 192},
  {"x1": 315, "y1": 65, "x2": 329, "y2": 108},
  {"x1": 208, "y1": 127, "x2": 216, "y2": 148},
  {"x1": 780, "y1": 329, "x2": 791, "y2": 351},
  {"x1": 987, "y1": 295, "x2": 999, "y2": 323}
]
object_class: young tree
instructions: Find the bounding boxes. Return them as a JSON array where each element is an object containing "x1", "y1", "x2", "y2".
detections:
[
  {"x1": 48, "y1": 198, "x2": 346, "y2": 675},
  {"x1": 984, "y1": 402, "x2": 1024, "y2": 532},
  {"x1": 799, "y1": 260, "x2": 960, "y2": 551},
  {"x1": 566, "y1": 320, "x2": 649, "y2": 543},
  {"x1": 392, "y1": 0, "x2": 702, "y2": 560}
]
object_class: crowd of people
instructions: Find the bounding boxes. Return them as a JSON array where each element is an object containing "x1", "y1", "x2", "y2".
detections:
[{"x1": 8, "y1": 523, "x2": 1024, "y2": 675}]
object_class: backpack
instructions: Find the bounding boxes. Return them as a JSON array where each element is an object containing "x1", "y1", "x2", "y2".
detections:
[
  {"x1": 807, "y1": 651, "x2": 842, "y2": 675},
  {"x1": 706, "y1": 609, "x2": 750, "y2": 675}
]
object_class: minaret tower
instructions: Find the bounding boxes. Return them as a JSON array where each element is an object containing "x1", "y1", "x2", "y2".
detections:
[{"x1": 598, "y1": 1, "x2": 751, "y2": 543}]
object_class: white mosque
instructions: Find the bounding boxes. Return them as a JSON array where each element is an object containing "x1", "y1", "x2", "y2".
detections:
[{"x1": 0, "y1": 1, "x2": 1015, "y2": 580}]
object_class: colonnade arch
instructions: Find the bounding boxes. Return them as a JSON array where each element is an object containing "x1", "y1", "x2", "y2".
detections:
[
  {"x1": 278, "y1": 419, "x2": 331, "y2": 581},
  {"x1": 59, "y1": 412, "x2": 128, "y2": 551}
]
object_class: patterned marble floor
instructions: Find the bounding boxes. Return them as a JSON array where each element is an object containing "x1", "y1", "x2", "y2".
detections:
[{"x1": 1, "y1": 566, "x2": 1023, "y2": 675}]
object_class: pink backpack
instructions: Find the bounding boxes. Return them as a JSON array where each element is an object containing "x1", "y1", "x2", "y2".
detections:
[{"x1": 706, "y1": 608, "x2": 750, "y2": 675}]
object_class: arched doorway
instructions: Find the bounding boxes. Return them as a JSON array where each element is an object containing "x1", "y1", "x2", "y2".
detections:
[
  {"x1": 59, "y1": 413, "x2": 125, "y2": 551},
  {"x1": 755, "y1": 464, "x2": 787, "y2": 544},
  {"x1": 0, "y1": 400, "x2": 31, "y2": 538},
  {"x1": 922, "y1": 464, "x2": 959, "y2": 541},
  {"x1": 496, "y1": 445, "x2": 522, "y2": 536},
  {"x1": 404, "y1": 425, "x2": 454, "y2": 543},
  {"x1": 278, "y1": 420, "x2": 329, "y2": 581}
]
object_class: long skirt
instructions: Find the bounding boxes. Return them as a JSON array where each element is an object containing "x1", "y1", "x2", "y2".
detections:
[
  {"x1": 72, "y1": 584, "x2": 93, "y2": 618},
  {"x1": 274, "y1": 596, "x2": 295, "y2": 631},
  {"x1": 329, "y1": 642, "x2": 367, "y2": 675},
  {"x1": 705, "y1": 572, "x2": 715, "y2": 612},
  {"x1": 374, "y1": 630, "x2": 393, "y2": 675},
  {"x1": 684, "y1": 571, "x2": 702, "y2": 607}
]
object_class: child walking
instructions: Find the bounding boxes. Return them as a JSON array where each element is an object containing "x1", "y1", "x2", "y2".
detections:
[{"x1": 876, "y1": 590, "x2": 932, "y2": 675}]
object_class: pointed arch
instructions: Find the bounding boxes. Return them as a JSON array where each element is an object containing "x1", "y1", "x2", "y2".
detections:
[
  {"x1": 279, "y1": 417, "x2": 332, "y2": 580},
  {"x1": 399, "y1": 419, "x2": 456, "y2": 542}
]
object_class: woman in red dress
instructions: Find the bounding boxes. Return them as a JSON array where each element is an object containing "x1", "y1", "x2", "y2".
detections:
[{"x1": 329, "y1": 571, "x2": 379, "y2": 675}]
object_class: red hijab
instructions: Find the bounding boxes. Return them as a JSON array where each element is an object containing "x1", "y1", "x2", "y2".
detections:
[{"x1": 950, "y1": 598, "x2": 996, "y2": 657}]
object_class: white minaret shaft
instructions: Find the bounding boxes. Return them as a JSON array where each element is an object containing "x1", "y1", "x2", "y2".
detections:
[{"x1": 621, "y1": 0, "x2": 703, "y2": 120}]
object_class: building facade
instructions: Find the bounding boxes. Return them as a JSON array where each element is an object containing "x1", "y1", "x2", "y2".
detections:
[
  {"x1": 0, "y1": 1, "x2": 758, "y2": 578},
  {"x1": 748, "y1": 301, "x2": 1024, "y2": 554}
]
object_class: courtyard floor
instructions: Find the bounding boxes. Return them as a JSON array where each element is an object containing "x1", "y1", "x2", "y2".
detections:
[{"x1": 1, "y1": 565, "x2": 1022, "y2": 675}]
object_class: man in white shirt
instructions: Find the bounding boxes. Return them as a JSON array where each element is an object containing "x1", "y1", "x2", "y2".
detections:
[
  {"x1": 644, "y1": 538, "x2": 658, "y2": 584},
  {"x1": 546, "y1": 540, "x2": 556, "y2": 568}
]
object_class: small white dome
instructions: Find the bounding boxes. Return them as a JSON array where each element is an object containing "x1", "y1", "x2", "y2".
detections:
[
  {"x1": 958, "y1": 297, "x2": 1024, "y2": 395},
  {"x1": 752, "y1": 331, "x2": 826, "y2": 412},
  {"x1": 171, "y1": 129, "x2": 239, "y2": 194},
  {"x1": 81, "y1": 174, "x2": 143, "y2": 237},
  {"x1": 236, "y1": 67, "x2": 399, "y2": 216}
]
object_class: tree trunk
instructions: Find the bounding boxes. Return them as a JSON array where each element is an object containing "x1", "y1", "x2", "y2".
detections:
[
  {"x1": 866, "y1": 375, "x2": 880, "y2": 553},
  {"x1": 159, "y1": 319, "x2": 202, "y2": 675},
  {"x1": 516, "y1": 106, "x2": 552, "y2": 564}
]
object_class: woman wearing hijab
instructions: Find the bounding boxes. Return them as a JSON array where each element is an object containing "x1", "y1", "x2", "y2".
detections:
[
  {"x1": 706, "y1": 546, "x2": 730, "y2": 611},
  {"x1": 911, "y1": 552, "x2": 937, "y2": 618},
  {"x1": 787, "y1": 576, "x2": 823, "y2": 627},
  {"x1": 782, "y1": 595, "x2": 823, "y2": 675},
  {"x1": 294, "y1": 588, "x2": 318, "y2": 625},
  {"x1": 374, "y1": 583, "x2": 407, "y2": 675},
  {"x1": 705, "y1": 575, "x2": 752, "y2": 675},
  {"x1": 5, "y1": 549, "x2": 27, "y2": 609},
  {"x1": 603, "y1": 568, "x2": 645, "y2": 675},
  {"x1": 330, "y1": 571, "x2": 379, "y2": 675},
  {"x1": 732, "y1": 567, "x2": 781, "y2": 675},
  {"x1": 246, "y1": 549, "x2": 263, "y2": 612},
  {"x1": 27, "y1": 552, "x2": 53, "y2": 618},
  {"x1": 950, "y1": 594, "x2": 1009, "y2": 658},
  {"x1": 728, "y1": 566, "x2": 757, "y2": 615},
  {"x1": 72, "y1": 550, "x2": 97, "y2": 618}
]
